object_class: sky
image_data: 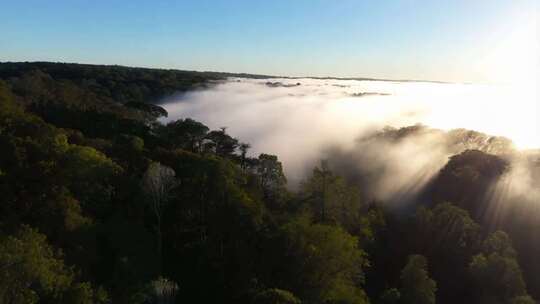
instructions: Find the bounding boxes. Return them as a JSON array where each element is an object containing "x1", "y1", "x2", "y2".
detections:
[{"x1": 1, "y1": 0, "x2": 538, "y2": 83}]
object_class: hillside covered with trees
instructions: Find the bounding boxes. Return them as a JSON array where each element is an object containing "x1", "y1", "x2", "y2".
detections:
[{"x1": 0, "y1": 62, "x2": 538, "y2": 304}]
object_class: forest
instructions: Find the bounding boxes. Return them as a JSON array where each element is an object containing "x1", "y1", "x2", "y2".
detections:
[{"x1": 0, "y1": 62, "x2": 538, "y2": 304}]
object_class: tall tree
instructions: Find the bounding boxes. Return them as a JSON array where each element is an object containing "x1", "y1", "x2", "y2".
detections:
[
  {"x1": 142, "y1": 162, "x2": 177, "y2": 274},
  {"x1": 400, "y1": 255, "x2": 437, "y2": 304},
  {"x1": 239, "y1": 142, "x2": 251, "y2": 171},
  {"x1": 469, "y1": 231, "x2": 531, "y2": 304},
  {"x1": 256, "y1": 154, "x2": 287, "y2": 202},
  {"x1": 301, "y1": 161, "x2": 364, "y2": 231}
]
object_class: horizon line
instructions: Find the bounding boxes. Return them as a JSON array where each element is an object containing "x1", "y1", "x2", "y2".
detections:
[{"x1": 0, "y1": 60, "x2": 481, "y2": 85}]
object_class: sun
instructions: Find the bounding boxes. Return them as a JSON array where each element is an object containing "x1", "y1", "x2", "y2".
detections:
[
  {"x1": 477, "y1": 11, "x2": 539, "y2": 149},
  {"x1": 480, "y1": 11, "x2": 539, "y2": 85}
]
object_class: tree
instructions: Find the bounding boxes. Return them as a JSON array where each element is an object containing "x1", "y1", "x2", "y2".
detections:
[
  {"x1": 142, "y1": 162, "x2": 177, "y2": 274},
  {"x1": 124, "y1": 101, "x2": 168, "y2": 121},
  {"x1": 239, "y1": 142, "x2": 251, "y2": 171},
  {"x1": 60, "y1": 144, "x2": 123, "y2": 217},
  {"x1": 152, "y1": 149, "x2": 266, "y2": 302},
  {"x1": 165, "y1": 118, "x2": 209, "y2": 152},
  {"x1": 0, "y1": 226, "x2": 70, "y2": 303},
  {"x1": 301, "y1": 161, "x2": 364, "y2": 231},
  {"x1": 414, "y1": 203, "x2": 481, "y2": 257},
  {"x1": 204, "y1": 128, "x2": 239, "y2": 157},
  {"x1": 510, "y1": 295, "x2": 536, "y2": 304},
  {"x1": 0, "y1": 225, "x2": 107, "y2": 304},
  {"x1": 252, "y1": 288, "x2": 301, "y2": 304},
  {"x1": 307, "y1": 160, "x2": 332, "y2": 222},
  {"x1": 256, "y1": 154, "x2": 287, "y2": 202},
  {"x1": 410, "y1": 203, "x2": 481, "y2": 301},
  {"x1": 430, "y1": 150, "x2": 508, "y2": 217},
  {"x1": 274, "y1": 217, "x2": 370, "y2": 304},
  {"x1": 131, "y1": 277, "x2": 179, "y2": 304},
  {"x1": 469, "y1": 231, "x2": 531, "y2": 303},
  {"x1": 379, "y1": 288, "x2": 400, "y2": 304},
  {"x1": 62, "y1": 282, "x2": 110, "y2": 304},
  {"x1": 482, "y1": 230, "x2": 517, "y2": 258},
  {"x1": 400, "y1": 255, "x2": 437, "y2": 304}
]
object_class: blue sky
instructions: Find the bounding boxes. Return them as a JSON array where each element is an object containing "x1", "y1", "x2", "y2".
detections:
[{"x1": 1, "y1": 0, "x2": 537, "y2": 82}]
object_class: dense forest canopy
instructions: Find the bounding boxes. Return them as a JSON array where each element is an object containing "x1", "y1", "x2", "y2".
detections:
[{"x1": 0, "y1": 62, "x2": 538, "y2": 304}]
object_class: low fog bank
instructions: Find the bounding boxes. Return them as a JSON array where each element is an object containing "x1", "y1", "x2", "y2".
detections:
[
  {"x1": 161, "y1": 77, "x2": 539, "y2": 205},
  {"x1": 324, "y1": 125, "x2": 539, "y2": 207}
]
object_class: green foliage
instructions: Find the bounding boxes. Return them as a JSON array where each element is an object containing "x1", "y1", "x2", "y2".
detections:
[
  {"x1": 96, "y1": 219, "x2": 159, "y2": 300},
  {"x1": 469, "y1": 231, "x2": 530, "y2": 303},
  {"x1": 379, "y1": 288, "x2": 400, "y2": 304},
  {"x1": 0, "y1": 61, "x2": 222, "y2": 105},
  {"x1": 0, "y1": 80, "x2": 21, "y2": 115},
  {"x1": 253, "y1": 288, "x2": 302, "y2": 304},
  {"x1": 409, "y1": 203, "x2": 481, "y2": 302},
  {"x1": 204, "y1": 128, "x2": 239, "y2": 157},
  {"x1": 0, "y1": 226, "x2": 70, "y2": 303},
  {"x1": 163, "y1": 118, "x2": 209, "y2": 152},
  {"x1": 147, "y1": 149, "x2": 267, "y2": 301},
  {"x1": 62, "y1": 282, "x2": 110, "y2": 304},
  {"x1": 400, "y1": 255, "x2": 437, "y2": 304},
  {"x1": 0, "y1": 225, "x2": 106, "y2": 304},
  {"x1": 510, "y1": 295, "x2": 536, "y2": 304},
  {"x1": 482, "y1": 230, "x2": 517, "y2": 258},
  {"x1": 255, "y1": 153, "x2": 287, "y2": 206},
  {"x1": 431, "y1": 150, "x2": 508, "y2": 215},
  {"x1": 414, "y1": 203, "x2": 481, "y2": 256},
  {"x1": 301, "y1": 161, "x2": 366, "y2": 233},
  {"x1": 125, "y1": 101, "x2": 168, "y2": 120},
  {"x1": 52, "y1": 145, "x2": 121, "y2": 221},
  {"x1": 277, "y1": 217, "x2": 369, "y2": 304},
  {"x1": 129, "y1": 277, "x2": 179, "y2": 304}
]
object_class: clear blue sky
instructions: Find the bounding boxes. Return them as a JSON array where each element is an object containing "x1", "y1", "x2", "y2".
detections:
[{"x1": 1, "y1": 0, "x2": 537, "y2": 82}]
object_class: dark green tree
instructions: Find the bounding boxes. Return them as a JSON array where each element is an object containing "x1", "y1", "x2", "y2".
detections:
[
  {"x1": 275, "y1": 217, "x2": 369, "y2": 304},
  {"x1": 252, "y1": 288, "x2": 302, "y2": 304},
  {"x1": 239, "y1": 142, "x2": 251, "y2": 171},
  {"x1": 379, "y1": 288, "x2": 400, "y2": 304},
  {"x1": 204, "y1": 127, "x2": 239, "y2": 157},
  {"x1": 164, "y1": 118, "x2": 209, "y2": 152},
  {"x1": 301, "y1": 161, "x2": 366, "y2": 233},
  {"x1": 469, "y1": 231, "x2": 531, "y2": 304},
  {"x1": 0, "y1": 225, "x2": 108, "y2": 304},
  {"x1": 256, "y1": 153, "x2": 287, "y2": 203},
  {"x1": 400, "y1": 255, "x2": 437, "y2": 304}
]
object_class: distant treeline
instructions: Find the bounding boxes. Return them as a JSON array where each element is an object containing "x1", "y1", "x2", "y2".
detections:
[{"x1": 0, "y1": 62, "x2": 538, "y2": 304}]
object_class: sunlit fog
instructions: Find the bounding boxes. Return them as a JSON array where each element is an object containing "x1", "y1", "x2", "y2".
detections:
[{"x1": 162, "y1": 78, "x2": 539, "y2": 187}]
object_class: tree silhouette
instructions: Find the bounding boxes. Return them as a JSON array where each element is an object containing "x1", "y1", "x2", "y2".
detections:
[{"x1": 142, "y1": 162, "x2": 177, "y2": 275}]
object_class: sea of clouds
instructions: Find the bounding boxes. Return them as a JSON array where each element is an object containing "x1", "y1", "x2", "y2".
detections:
[{"x1": 161, "y1": 77, "x2": 538, "y2": 204}]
